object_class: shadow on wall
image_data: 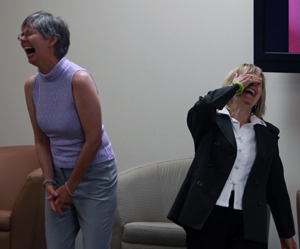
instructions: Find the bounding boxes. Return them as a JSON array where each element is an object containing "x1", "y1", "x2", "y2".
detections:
[
  {"x1": 264, "y1": 73, "x2": 300, "y2": 129},
  {"x1": 284, "y1": 74, "x2": 300, "y2": 127}
]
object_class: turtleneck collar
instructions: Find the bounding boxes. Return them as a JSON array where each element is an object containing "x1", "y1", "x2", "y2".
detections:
[{"x1": 38, "y1": 57, "x2": 68, "y2": 82}]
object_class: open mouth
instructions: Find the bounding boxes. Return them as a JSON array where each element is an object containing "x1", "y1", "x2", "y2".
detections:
[
  {"x1": 23, "y1": 46, "x2": 36, "y2": 56},
  {"x1": 244, "y1": 88, "x2": 256, "y2": 96}
]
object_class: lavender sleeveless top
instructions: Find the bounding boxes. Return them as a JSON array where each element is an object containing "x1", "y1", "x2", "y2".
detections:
[{"x1": 33, "y1": 57, "x2": 115, "y2": 168}]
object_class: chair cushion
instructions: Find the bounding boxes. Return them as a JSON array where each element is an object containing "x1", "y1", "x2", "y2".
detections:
[
  {"x1": 0, "y1": 210, "x2": 11, "y2": 231},
  {"x1": 122, "y1": 222, "x2": 185, "y2": 247}
]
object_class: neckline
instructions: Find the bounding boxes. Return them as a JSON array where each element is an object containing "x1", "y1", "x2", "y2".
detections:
[{"x1": 38, "y1": 57, "x2": 68, "y2": 82}]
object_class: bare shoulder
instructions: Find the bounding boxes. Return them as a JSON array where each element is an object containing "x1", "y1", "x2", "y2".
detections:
[
  {"x1": 73, "y1": 71, "x2": 95, "y2": 88},
  {"x1": 24, "y1": 75, "x2": 35, "y2": 95},
  {"x1": 72, "y1": 71, "x2": 98, "y2": 100}
]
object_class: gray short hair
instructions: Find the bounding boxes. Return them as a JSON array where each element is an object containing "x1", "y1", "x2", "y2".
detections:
[{"x1": 21, "y1": 11, "x2": 70, "y2": 59}]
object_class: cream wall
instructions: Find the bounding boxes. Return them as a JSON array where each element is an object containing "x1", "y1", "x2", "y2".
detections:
[{"x1": 1, "y1": 1, "x2": 299, "y2": 248}]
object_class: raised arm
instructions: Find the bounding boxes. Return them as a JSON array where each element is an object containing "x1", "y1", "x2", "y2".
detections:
[{"x1": 187, "y1": 84, "x2": 239, "y2": 151}]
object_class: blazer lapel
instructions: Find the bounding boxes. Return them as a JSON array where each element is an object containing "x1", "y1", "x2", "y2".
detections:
[
  {"x1": 216, "y1": 114, "x2": 278, "y2": 170},
  {"x1": 216, "y1": 114, "x2": 237, "y2": 151},
  {"x1": 249, "y1": 124, "x2": 279, "y2": 177},
  {"x1": 254, "y1": 124, "x2": 278, "y2": 156}
]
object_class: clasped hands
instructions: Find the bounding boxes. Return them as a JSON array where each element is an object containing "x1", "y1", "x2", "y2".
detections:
[{"x1": 45, "y1": 183, "x2": 73, "y2": 216}]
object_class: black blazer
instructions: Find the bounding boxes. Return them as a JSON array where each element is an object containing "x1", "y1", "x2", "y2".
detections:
[{"x1": 168, "y1": 85, "x2": 295, "y2": 244}]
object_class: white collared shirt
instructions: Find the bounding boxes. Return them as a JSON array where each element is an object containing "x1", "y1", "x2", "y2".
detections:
[{"x1": 215, "y1": 108, "x2": 266, "y2": 210}]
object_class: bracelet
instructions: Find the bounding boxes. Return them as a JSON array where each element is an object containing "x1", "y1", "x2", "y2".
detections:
[
  {"x1": 232, "y1": 82, "x2": 244, "y2": 95},
  {"x1": 43, "y1": 179, "x2": 55, "y2": 187},
  {"x1": 65, "y1": 181, "x2": 75, "y2": 197}
]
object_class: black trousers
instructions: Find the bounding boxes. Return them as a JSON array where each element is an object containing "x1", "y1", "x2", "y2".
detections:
[{"x1": 184, "y1": 192, "x2": 267, "y2": 249}]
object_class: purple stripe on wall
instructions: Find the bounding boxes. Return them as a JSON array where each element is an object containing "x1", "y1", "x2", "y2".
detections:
[{"x1": 289, "y1": 0, "x2": 300, "y2": 52}]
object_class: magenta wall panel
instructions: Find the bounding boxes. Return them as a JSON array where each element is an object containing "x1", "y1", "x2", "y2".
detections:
[{"x1": 289, "y1": 0, "x2": 300, "y2": 52}]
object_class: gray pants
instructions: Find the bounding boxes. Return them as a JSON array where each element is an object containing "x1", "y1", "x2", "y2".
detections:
[{"x1": 45, "y1": 159, "x2": 118, "y2": 249}]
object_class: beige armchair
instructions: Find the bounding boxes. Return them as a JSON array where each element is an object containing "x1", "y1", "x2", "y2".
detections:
[
  {"x1": 111, "y1": 157, "x2": 193, "y2": 249},
  {"x1": 0, "y1": 145, "x2": 46, "y2": 249}
]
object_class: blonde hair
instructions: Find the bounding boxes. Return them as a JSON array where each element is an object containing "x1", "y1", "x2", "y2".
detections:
[{"x1": 222, "y1": 63, "x2": 266, "y2": 118}]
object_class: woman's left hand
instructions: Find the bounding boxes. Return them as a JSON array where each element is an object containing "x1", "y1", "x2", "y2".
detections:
[
  {"x1": 233, "y1": 73, "x2": 262, "y2": 89},
  {"x1": 280, "y1": 237, "x2": 297, "y2": 249},
  {"x1": 52, "y1": 184, "x2": 73, "y2": 216}
]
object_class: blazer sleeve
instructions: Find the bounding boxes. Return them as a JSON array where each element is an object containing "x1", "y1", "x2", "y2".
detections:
[
  {"x1": 266, "y1": 145, "x2": 295, "y2": 238},
  {"x1": 187, "y1": 84, "x2": 239, "y2": 151}
]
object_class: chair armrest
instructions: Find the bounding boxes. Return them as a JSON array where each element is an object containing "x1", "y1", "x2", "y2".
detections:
[
  {"x1": 11, "y1": 168, "x2": 46, "y2": 249},
  {"x1": 111, "y1": 164, "x2": 163, "y2": 249}
]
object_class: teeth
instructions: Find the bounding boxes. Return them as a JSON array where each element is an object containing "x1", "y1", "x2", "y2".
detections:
[
  {"x1": 246, "y1": 89, "x2": 255, "y2": 96},
  {"x1": 23, "y1": 46, "x2": 35, "y2": 56}
]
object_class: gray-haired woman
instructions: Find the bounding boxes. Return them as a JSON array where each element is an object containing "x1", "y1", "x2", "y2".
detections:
[{"x1": 19, "y1": 11, "x2": 117, "y2": 249}]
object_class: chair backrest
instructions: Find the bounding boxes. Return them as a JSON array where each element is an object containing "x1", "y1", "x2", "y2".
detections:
[
  {"x1": 112, "y1": 157, "x2": 192, "y2": 249},
  {"x1": 0, "y1": 145, "x2": 40, "y2": 210},
  {"x1": 116, "y1": 157, "x2": 192, "y2": 223}
]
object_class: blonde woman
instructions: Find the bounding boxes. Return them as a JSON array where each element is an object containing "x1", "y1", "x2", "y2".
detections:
[{"x1": 168, "y1": 64, "x2": 296, "y2": 249}]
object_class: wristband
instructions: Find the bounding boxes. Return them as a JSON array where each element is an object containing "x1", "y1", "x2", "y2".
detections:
[
  {"x1": 43, "y1": 179, "x2": 55, "y2": 187},
  {"x1": 232, "y1": 82, "x2": 244, "y2": 95},
  {"x1": 65, "y1": 181, "x2": 75, "y2": 197}
]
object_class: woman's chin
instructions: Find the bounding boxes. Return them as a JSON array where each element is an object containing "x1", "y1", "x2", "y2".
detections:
[{"x1": 27, "y1": 54, "x2": 38, "y2": 65}]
